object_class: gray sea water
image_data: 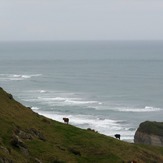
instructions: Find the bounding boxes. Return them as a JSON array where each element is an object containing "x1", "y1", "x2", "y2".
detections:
[{"x1": 0, "y1": 41, "x2": 163, "y2": 142}]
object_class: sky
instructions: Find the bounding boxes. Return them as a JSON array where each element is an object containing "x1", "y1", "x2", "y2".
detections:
[{"x1": 0, "y1": 0, "x2": 163, "y2": 41}]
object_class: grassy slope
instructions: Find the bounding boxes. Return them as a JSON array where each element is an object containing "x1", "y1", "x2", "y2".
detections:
[{"x1": 0, "y1": 87, "x2": 163, "y2": 163}]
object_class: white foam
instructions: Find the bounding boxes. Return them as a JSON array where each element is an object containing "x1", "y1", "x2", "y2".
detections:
[
  {"x1": 23, "y1": 96, "x2": 101, "y2": 107},
  {"x1": 40, "y1": 90, "x2": 47, "y2": 93},
  {"x1": 114, "y1": 106, "x2": 162, "y2": 112},
  {"x1": 38, "y1": 97, "x2": 79, "y2": 101},
  {"x1": 12, "y1": 75, "x2": 21, "y2": 77},
  {"x1": 64, "y1": 99, "x2": 99, "y2": 105},
  {"x1": 144, "y1": 106, "x2": 161, "y2": 111},
  {"x1": 96, "y1": 105, "x2": 162, "y2": 112},
  {"x1": 21, "y1": 75, "x2": 31, "y2": 79},
  {"x1": 0, "y1": 73, "x2": 42, "y2": 81},
  {"x1": 31, "y1": 106, "x2": 40, "y2": 110}
]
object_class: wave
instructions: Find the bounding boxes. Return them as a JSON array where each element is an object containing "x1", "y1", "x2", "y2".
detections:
[
  {"x1": 64, "y1": 99, "x2": 100, "y2": 105},
  {"x1": 39, "y1": 90, "x2": 47, "y2": 93},
  {"x1": 21, "y1": 91, "x2": 161, "y2": 113},
  {"x1": 23, "y1": 96, "x2": 101, "y2": 107},
  {"x1": 31, "y1": 106, "x2": 40, "y2": 110},
  {"x1": 0, "y1": 73, "x2": 42, "y2": 81},
  {"x1": 113, "y1": 106, "x2": 162, "y2": 112}
]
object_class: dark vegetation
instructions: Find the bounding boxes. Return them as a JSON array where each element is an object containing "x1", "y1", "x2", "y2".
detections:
[
  {"x1": 0, "y1": 87, "x2": 163, "y2": 162},
  {"x1": 138, "y1": 121, "x2": 163, "y2": 137}
]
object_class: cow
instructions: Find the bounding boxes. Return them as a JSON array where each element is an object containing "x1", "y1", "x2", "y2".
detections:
[
  {"x1": 114, "y1": 134, "x2": 121, "y2": 140},
  {"x1": 63, "y1": 118, "x2": 69, "y2": 124}
]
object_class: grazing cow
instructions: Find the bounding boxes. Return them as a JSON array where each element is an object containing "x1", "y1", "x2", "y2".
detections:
[
  {"x1": 114, "y1": 134, "x2": 121, "y2": 140},
  {"x1": 63, "y1": 118, "x2": 69, "y2": 124}
]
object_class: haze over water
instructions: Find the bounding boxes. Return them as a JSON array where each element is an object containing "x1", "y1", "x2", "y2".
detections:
[{"x1": 0, "y1": 41, "x2": 163, "y2": 142}]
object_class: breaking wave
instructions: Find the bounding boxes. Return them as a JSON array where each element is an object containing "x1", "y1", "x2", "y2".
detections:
[
  {"x1": 22, "y1": 90, "x2": 161, "y2": 113},
  {"x1": 23, "y1": 96, "x2": 101, "y2": 107},
  {"x1": 0, "y1": 74, "x2": 42, "y2": 81},
  {"x1": 31, "y1": 106, "x2": 40, "y2": 110},
  {"x1": 110, "y1": 106, "x2": 162, "y2": 112}
]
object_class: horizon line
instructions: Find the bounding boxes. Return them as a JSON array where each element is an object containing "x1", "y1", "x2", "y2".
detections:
[{"x1": 0, "y1": 39, "x2": 163, "y2": 43}]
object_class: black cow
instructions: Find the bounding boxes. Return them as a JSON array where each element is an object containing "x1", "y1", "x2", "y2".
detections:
[
  {"x1": 63, "y1": 118, "x2": 69, "y2": 124},
  {"x1": 114, "y1": 134, "x2": 121, "y2": 140}
]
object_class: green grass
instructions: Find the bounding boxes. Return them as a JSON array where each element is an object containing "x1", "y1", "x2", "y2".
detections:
[{"x1": 0, "y1": 87, "x2": 163, "y2": 162}]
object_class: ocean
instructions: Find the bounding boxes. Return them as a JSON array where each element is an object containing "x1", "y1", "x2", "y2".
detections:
[{"x1": 0, "y1": 41, "x2": 163, "y2": 142}]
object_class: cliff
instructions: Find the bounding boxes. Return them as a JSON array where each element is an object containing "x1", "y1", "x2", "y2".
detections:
[
  {"x1": 134, "y1": 121, "x2": 163, "y2": 147},
  {"x1": 0, "y1": 87, "x2": 163, "y2": 162}
]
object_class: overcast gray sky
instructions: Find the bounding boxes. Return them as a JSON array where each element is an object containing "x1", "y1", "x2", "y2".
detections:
[{"x1": 0, "y1": 0, "x2": 163, "y2": 41}]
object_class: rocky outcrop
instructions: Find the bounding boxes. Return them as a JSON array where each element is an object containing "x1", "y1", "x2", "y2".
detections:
[
  {"x1": 0, "y1": 146, "x2": 13, "y2": 163},
  {"x1": 13, "y1": 127, "x2": 46, "y2": 142},
  {"x1": 10, "y1": 127, "x2": 46, "y2": 156},
  {"x1": 0, "y1": 146, "x2": 10, "y2": 155},
  {"x1": 134, "y1": 121, "x2": 163, "y2": 146},
  {"x1": 0, "y1": 157, "x2": 13, "y2": 163}
]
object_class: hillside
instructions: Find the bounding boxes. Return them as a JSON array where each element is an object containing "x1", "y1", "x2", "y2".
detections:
[{"x1": 0, "y1": 87, "x2": 163, "y2": 163}]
